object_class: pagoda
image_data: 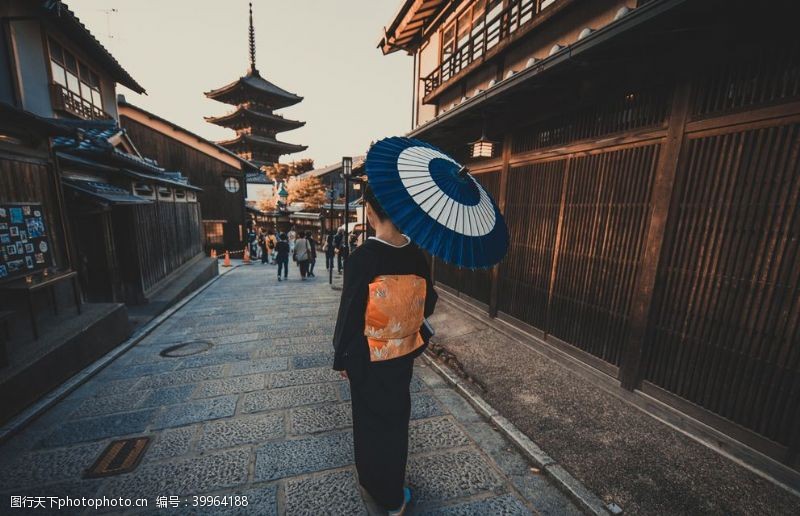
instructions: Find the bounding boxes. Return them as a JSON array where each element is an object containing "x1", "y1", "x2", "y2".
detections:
[{"x1": 205, "y1": 2, "x2": 306, "y2": 167}]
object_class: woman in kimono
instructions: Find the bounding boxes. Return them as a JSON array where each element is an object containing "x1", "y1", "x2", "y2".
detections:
[{"x1": 332, "y1": 183, "x2": 437, "y2": 515}]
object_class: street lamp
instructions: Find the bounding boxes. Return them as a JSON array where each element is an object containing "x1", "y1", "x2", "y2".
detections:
[
  {"x1": 341, "y1": 156, "x2": 352, "y2": 264},
  {"x1": 327, "y1": 181, "x2": 336, "y2": 285}
]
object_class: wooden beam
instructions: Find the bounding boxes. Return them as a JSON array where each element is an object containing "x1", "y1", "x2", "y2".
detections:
[
  {"x1": 619, "y1": 80, "x2": 692, "y2": 390},
  {"x1": 489, "y1": 133, "x2": 512, "y2": 317}
]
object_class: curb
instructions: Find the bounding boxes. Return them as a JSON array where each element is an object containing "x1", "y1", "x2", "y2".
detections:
[
  {"x1": 0, "y1": 265, "x2": 238, "y2": 444},
  {"x1": 422, "y1": 353, "x2": 611, "y2": 516}
]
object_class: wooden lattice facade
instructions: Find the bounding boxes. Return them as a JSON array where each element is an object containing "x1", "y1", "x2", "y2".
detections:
[{"x1": 392, "y1": 0, "x2": 800, "y2": 474}]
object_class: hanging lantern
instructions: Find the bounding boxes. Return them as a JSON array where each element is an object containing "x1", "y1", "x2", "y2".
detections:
[{"x1": 469, "y1": 133, "x2": 496, "y2": 158}]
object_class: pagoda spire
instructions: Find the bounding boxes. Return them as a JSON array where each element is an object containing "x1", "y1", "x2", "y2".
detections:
[
  {"x1": 248, "y1": 2, "x2": 257, "y2": 73},
  {"x1": 205, "y1": 0, "x2": 307, "y2": 167}
]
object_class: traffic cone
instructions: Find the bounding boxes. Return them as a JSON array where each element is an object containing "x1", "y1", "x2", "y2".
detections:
[
  {"x1": 210, "y1": 249, "x2": 217, "y2": 259},
  {"x1": 243, "y1": 246, "x2": 252, "y2": 265},
  {"x1": 222, "y1": 251, "x2": 231, "y2": 267}
]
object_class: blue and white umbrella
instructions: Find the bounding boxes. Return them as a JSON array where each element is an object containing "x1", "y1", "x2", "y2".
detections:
[{"x1": 365, "y1": 137, "x2": 508, "y2": 269}]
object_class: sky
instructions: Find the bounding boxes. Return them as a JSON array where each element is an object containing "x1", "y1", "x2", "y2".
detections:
[{"x1": 74, "y1": 0, "x2": 413, "y2": 167}]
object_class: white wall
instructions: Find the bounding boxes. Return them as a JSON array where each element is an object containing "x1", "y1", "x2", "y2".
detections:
[{"x1": 9, "y1": 19, "x2": 53, "y2": 117}]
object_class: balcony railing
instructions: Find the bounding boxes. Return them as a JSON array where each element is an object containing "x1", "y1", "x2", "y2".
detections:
[
  {"x1": 50, "y1": 83, "x2": 110, "y2": 120},
  {"x1": 423, "y1": 0, "x2": 559, "y2": 98}
]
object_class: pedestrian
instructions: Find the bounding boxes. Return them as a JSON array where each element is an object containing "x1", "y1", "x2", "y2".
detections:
[
  {"x1": 334, "y1": 227, "x2": 345, "y2": 274},
  {"x1": 324, "y1": 231, "x2": 336, "y2": 272},
  {"x1": 332, "y1": 183, "x2": 437, "y2": 515},
  {"x1": 306, "y1": 230, "x2": 317, "y2": 278},
  {"x1": 267, "y1": 229, "x2": 277, "y2": 264},
  {"x1": 288, "y1": 225, "x2": 297, "y2": 253},
  {"x1": 349, "y1": 232, "x2": 358, "y2": 253},
  {"x1": 275, "y1": 232, "x2": 289, "y2": 281},
  {"x1": 246, "y1": 225, "x2": 258, "y2": 258},
  {"x1": 293, "y1": 231, "x2": 310, "y2": 280}
]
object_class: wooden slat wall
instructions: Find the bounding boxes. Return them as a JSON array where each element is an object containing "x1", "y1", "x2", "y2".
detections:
[
  {"x1": 549, "y1": 145, "x2": 658, "y2": 365},
  {"x1": 644, "y1": 123, "x2": 800, "y2": 447},
  {"x1": 132, "y1": 201, "x2": 203, "y2": 293},
  {"x1": 433, "y1": 171, "x2": 500, "y2": 306},
  {"x1": 498, "y1": 160, "x2": 565, "y2": 329}
]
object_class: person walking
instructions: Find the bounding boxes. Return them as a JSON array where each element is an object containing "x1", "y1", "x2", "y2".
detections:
[
  {"x1": 325, "y1": 231, "x2": 336, "y2": 272},
  {"x1": 332, "y1": 183, "x2": 437, "y2": 515},
  {"x1": 293, "y1": 231, "x2": 311, "y2": 280},
  {"x1": 287, "y1": 225, "x2": 297, "y2": 254},
  {"x1": 334, "y1": 227, "x2": 345, "y2": 274},
  {"x1": 306, "y1": 230, "x2": 317, "y2": 278},
  {"x1": 267, "y1": 229, "x2": 277, "y2": 264},
  {"x1": 275, "y1": 232, "x2": 290, "y2": 281}
]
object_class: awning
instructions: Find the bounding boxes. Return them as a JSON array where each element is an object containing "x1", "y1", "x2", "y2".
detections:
[{"x1": 63, "y1": 178, "x2": 152, "y2": 205}]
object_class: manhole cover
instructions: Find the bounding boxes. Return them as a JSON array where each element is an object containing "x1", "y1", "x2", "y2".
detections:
[
  {"x1": 160, "y1": 340, "x2": 213, "y2": 357},
  {"x1": 84, "y1": 437, "x2": 151, "y2": 478}
]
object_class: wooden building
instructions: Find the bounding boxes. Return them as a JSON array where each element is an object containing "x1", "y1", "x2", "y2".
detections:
[
  {"x1": 0, "y1": 0, "x2": 205, "y2": 420},
  {"x1": 205, "y1": 2, "x2": 306, "y2": 167},
  {"x1": 380, "y1": 0, "x2": 800, "y2": 480},
  {"x1": 53, "y1": 121, "x2": 202, "y2": 304},
  {"x1": 119, "y1": 98, "x2": 258, "y2": 253}
]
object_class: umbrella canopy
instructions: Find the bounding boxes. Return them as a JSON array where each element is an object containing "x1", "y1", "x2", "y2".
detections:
[{"x1": 365, "y1": 137, "x2": 508, "y2": 269}]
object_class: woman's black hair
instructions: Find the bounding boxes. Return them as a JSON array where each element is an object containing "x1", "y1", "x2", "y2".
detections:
[{"x1": 363, "y1": 183, "x2": 389, "y2": 221}]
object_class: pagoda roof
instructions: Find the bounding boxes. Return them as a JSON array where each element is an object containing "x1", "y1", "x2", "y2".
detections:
[
  {"x1": 217, "y1": 133, "x2": 307, "y2": 154},
  {"x1": 205, "y1": 70, "x2": 302, "y2": 109},
  {"x1": 204, "y1": 107, "x2": 304, "y2": 132}
]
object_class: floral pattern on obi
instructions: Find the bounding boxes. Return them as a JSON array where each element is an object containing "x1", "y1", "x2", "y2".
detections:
[{"x1": 364, "y1": 274, "x2": 426, "y2": 362}]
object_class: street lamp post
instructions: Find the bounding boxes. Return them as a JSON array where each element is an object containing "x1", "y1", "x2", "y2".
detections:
[
  {"x1": 327, "y1": 179, "x2": 335, "y2": 285},
  {"x1": 341, "y1": 156, "x2": 352, "y2": 265}
]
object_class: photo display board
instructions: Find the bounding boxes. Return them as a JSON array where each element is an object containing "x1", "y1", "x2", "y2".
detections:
[{"x1": 0, "y1": 203, "x2": 52, "y2": 281}]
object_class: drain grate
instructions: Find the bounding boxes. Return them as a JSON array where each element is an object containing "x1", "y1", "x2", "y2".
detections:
[
  {"x1": 83, "y1": 437, "x2": 151, "y2": 478},
  {"x1": 159, "y1": 340, "x2": 213, "y2": 357}
]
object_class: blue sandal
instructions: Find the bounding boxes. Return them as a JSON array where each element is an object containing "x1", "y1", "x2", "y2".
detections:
[{"x1": 387, "y1": 487, "x2": 412, "y2": 516}]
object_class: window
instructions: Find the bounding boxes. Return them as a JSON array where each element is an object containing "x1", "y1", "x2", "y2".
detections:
[
  {"x1": 441, "y1": 22, "x2": 456, "y2": 81},
  {"x1": 175, "y1": 189, "x2": 186, "y2": 202},
  {"x1": 158, "y1": 186, "x2": 173, "y2": 200},
  {"x1": 224, "y1": 177, "x2": 240, "y2": 193},
  {"x1": 48, "y1": 37, "x2": 104, "y2": 115},
  {"x1": 133, "y1": 182, "x2": 155, "y2": 199},
  {"x1": 203, "y1": 221, "x2": 225, "y2": 245}
]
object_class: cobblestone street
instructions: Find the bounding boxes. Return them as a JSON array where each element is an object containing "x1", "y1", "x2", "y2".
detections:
[{"x1": 0, "y1": 264, "x2": 579, "y2": 515}]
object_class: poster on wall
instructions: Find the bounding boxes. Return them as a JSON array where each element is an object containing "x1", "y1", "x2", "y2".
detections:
[{"x1": 0, "y1": 202, "x2": 52, "y2": 282}]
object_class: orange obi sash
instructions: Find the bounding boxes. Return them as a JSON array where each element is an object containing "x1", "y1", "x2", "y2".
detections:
[{"x1": 364, "y1": 274, "x2": 426, "y2": 362}]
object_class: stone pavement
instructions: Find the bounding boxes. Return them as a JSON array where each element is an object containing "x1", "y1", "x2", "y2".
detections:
[{"x1": 0, "y1": 264, "x2": 580, "y2": 515}]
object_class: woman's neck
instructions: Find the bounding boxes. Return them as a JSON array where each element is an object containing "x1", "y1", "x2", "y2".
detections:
[{"x1": 374, "y1": 223, "x2": 407, "y2": 246}]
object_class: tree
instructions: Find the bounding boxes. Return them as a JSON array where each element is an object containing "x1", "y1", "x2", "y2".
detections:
[
  {"x1": 261, "y1": 159, "x2": 314, "y2": 183},
  {"x1": 288, "y1": 176, "x2": 326, "y2": 209},
  {"x1": 256, "y1": 175, "x2": 326, "y2": 212}
]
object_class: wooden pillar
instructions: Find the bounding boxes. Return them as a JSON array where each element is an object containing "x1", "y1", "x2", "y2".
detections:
[
  {"x1": 489, "y1": 133, "x2": 512, "y2": 317},
  {"x1": 619, "y1": 80, "x2": 692, "y2": 390}
]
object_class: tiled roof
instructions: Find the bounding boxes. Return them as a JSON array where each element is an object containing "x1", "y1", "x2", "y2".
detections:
[
  {"x1": 246, "y1": 171, "x2": 273, "y2": 184},
  {"x1": 62, "y1": 177, "x2": 152, "y2": 205},
  {"x1": 217, "y1": 133, "x2": 307, "y2": 153},
  {"x1": 205, "y1": 107, "x2": 305, "y2": 132},
  {"x1": 205, "y1": 70, "x2": 302, "y2": 108},
  {"x1": 52, "y1": 120, "x2": 199, "y2": 190}
]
